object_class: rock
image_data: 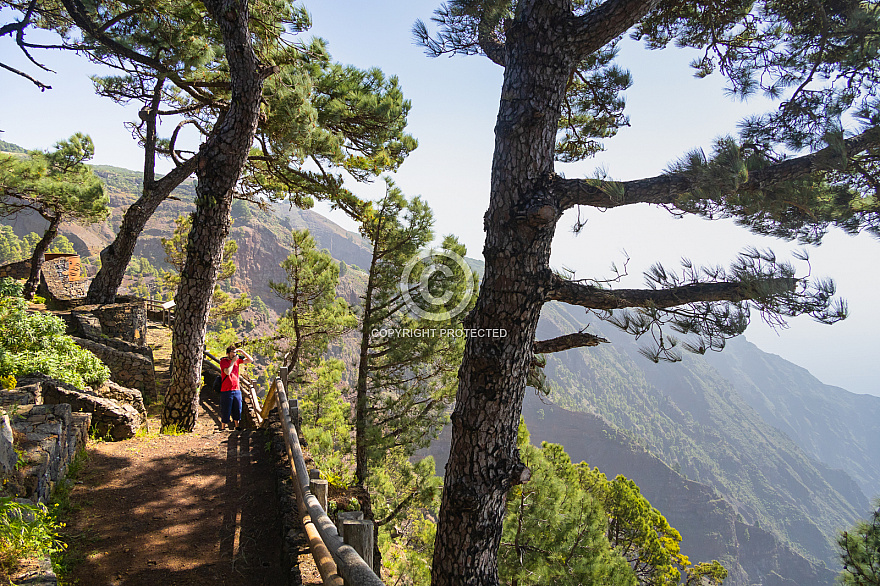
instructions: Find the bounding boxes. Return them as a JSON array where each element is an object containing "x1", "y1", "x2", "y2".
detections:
[
  {"x1": 20, "y1": 374, "x2": 145, "y2": 440},
  {"x1": 0, "y1": 412, "x2": 18, "y2": 475},
  {"x1": 89, "y1": 380, "x2": 148, "y2": 421}
]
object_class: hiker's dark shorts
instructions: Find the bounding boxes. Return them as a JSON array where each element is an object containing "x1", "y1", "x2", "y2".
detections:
[{"x1": 220, "y1": 390, "x2": 242, "y2": 424}]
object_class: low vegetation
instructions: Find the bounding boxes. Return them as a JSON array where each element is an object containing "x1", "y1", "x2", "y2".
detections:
[{"x1": 0, "y1": 278, "x2": 109, "y2": 388}]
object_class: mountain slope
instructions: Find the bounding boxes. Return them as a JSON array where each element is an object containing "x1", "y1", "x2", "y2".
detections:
[
  {"x1": 519, "y1": 393, "x2": 839, "y2": 586},
  {"x1": 539, "y1": 302, "x2": 867, "y2": 567},
  {"x1": 702, "y1": 337, "x2": 880, "y2": 498}
]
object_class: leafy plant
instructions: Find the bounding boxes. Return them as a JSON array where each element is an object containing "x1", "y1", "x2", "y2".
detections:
[
  {"x1": 0, "y1": 278, "x2": 109, "y2": 388},
  {"x1": 0, "y1": 497, "x2": 65, "y2": 580}
]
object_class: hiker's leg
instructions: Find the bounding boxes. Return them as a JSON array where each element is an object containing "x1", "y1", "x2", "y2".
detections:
[
  {"x1": 219, "y1": 391, "x2": 233, "y2": 429},
  {"x1": 231, "y1": 390, "x2": 242, "y2": 429}
]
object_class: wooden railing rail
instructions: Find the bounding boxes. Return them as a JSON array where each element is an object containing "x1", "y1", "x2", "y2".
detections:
[
  {"x1": 273, "y1": 375, "x2": 385, "y2": 586},
  {"x1": 144, "y1": 297, "x2": 175, "y2": 326}
]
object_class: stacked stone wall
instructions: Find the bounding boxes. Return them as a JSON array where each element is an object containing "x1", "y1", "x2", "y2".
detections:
[
  {"x1": 41, "y1": 255, "x2": 88, "y2": 300},
  {"x1": 74, "y1": 301, "x2": 147, "y2": 346},
  {"x1": 73, "y1": 337, "x2": 156, "y2": 398},
  {"x1": 0, "y1": 259, "x2": 30, "y2": 280},
  {"x1": 0, "y1": 256, "x2": 89, "y2": 300}
]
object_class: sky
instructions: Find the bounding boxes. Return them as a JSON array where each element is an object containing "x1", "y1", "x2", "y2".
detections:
[{"x1": 1, "y1": 0, "x2": 879, "y2": 397}]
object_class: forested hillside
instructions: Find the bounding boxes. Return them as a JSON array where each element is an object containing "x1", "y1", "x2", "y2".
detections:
[{"x1": 2, "y1": 148, "x2": 876, "y2": 585}]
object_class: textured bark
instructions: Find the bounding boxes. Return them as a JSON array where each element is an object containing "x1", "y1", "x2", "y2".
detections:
[
  {"x1": 533, "y1": 331, "x2": 608, "y2": 354},
  {"x1": 431, "y1": 2, "x2": 574, "y2": 583},
  {"x1": 546, "y1": 273, "x2": 797, "y2": 310},
  {"x1": 161, "y1": 0, "x2": 264, "y2": 431},
  {"x1": 23, "y1": 213, "x2": 60, "y2": 299}
]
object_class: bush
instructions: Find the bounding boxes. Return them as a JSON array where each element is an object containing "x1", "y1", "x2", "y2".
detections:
[
  {"x1": 0, "y1": 498, "x2": 64, "y2": 580},
  {"x1": 0, "y1": 277, "x2": 109, "y2": 388}
]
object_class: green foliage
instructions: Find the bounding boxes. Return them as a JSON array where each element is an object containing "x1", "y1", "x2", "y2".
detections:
[
  {"x1": 501, "y1": 420, "x2": 727, "y2": 586},
  {"x1": 0, "y1": 228, "x2": 79, "y2": 265},
  {"x1": 269, "y1": 229, "x2": 357, "y2": 375},
  {"x1": 838, "y1": 498, "x2": 880, "y2": 586},
  {"x1": 0, "y1": 498, "x2": 65, "y2": 579},
  {"x1": 0, "y1": 134, "x2": 108, "y2": 226},
  {"x1": 685, "y1": 561, "x2": 728, "y2": 586},
  {"x1": 300, "y1": 359, "x2": 354, "y2": 488},
  {"x1": 357, "y1": 181, "x2": 477, "y2": 474},
  {"x1": 161, "y1": 214, "x2": 250, "y2": 323},
  {"x1": 500, "y1": 421, "x2": 636, "y2": 586},
  {"x1": 0, "y1": 277, "x2": 109, "y2": 387},
  {"x1": 125, "y1": 256, "x2": 160, "y2": 298},
  {"x1": 0, "y1": 140, "x2": 26, "y2": 154},
  {"x1": 0, "y1": 226, "x2": 26, "y2": 265},
  {"x1": 582, "y1": 468, "x2": 688, "y2": 585},
  {"x1": 371, "y1": 452, "x2": 442, "y2": 586}
]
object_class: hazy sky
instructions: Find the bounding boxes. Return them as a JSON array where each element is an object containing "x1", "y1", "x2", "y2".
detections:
[{"x1": 1, "y1": 1, "x2": 878, "y2": 396}]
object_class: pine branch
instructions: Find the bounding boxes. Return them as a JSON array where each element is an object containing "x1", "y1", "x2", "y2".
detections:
[
  {"x1": 533, "y1": 332, "x2": 608, "y2": 354},
  {"x1": 544, "y1": 272, "x2": 795, "y2": 311},
  {"x1": 555, "y1": 124, "x2": 880, "y2": 211},
  {"x1": 568, "y1": 0, "x2": 661, "y2": 60}
]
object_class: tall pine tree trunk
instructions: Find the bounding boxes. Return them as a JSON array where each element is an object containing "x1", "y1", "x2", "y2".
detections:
[
  {"x1": 161, "y1": 0, "x2": 264, "y2": 431},
  {"x1": 354, "y1": 230, "x2": 382, "y2": 575},
  {"x1": 23, "y1": 213, "x2": 61, "y2": 300},
  {"x1": 86, "y1": 161, "x2": 198, "y2": 304},
  {"x1": 431, "y1": 2, "x2": 573, "y2": 583}
]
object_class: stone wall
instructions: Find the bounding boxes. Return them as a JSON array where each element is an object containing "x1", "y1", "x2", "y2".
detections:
[
  {"x1": 0, "y1": 255, "x2": 89, "y2": 300},
  {"x1": 0, "y1": 259, "x2": 30, "y2": 280},
  {"x1": 74, "y1": 336, "x2": 156, "y2": 399},
  {"x1": 15, "y1": 374, "x2": 146, "y2": 441},
  {"x1": 73, "y1": 300, "x2": 148, "y2": 346},
  {"x1": 4, "y1": 404, "x2": 91, "y2": 504},
  {"x1": 42, "y1": 255, "x2": 88, "y2": 300}
]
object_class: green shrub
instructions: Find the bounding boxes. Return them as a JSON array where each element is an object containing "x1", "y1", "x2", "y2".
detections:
[
  {"x1": 0, "y1": 277, "x2": 109, "y2": 388},
  {"x1": 0, "y1": 498, "x2": 65, "y2": 579}
]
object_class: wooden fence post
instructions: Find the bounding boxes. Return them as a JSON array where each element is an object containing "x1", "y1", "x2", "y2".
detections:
[
  {"x1": 310, "y1": 477, "x2": 329, "y2": 512},
  {"x1": 336, "y1": 511, "x2": 363, "y2": 536},
  {"x1": 280, "y1": 367, "x2": 289, "y2": 390},
  {"x1": 342, "y1": 520, "x2": 375, "y2": 584},
  {"x1": 289, "y1": 399, "x2": 300, "y2": 431}
]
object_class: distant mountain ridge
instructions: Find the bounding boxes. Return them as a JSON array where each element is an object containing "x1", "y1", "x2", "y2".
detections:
[
  {"x1": 536, "y1": 302, "x2": 872, "y2": 571},
  {"x1": 2, "y1": 146, "x2": 875, "y2": 585},
  {"x1": 702, "y1": 337, "x2": 880, "y2": 497}
]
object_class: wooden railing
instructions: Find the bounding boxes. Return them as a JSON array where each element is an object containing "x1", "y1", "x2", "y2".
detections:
[
  {"x1": 270, "y1": 370, "x2": 385, "y2": 586},
  {"x1": 144, "y1": 297, "x2": 175, "y2": 326}
]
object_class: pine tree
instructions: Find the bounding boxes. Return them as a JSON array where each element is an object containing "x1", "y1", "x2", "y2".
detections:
[
  {"x1": 353, "y1": 180, "x2": 477, "y2": 573},
  {"x1": 268, "y1": 229, "x2": 357, "y2": 486},
  {"x1": 414, "y1": 1, "x2": 880, "y2": 581},
  {"x1": 500, "y1": 422, "x2": 727, "y2": 586},
  {"x1": 0, "y1": 134, "x2": 108, "y2": 298},
  {"x1": 268, "y1": 229, "x2": 357, "y2": 378},
  {"x1": 839, "y1": 498, "x2": 880, "y2": 586},
  {"x1": 160, "y1": 213, "x2": 251, "y2": 325},
  {"x1": 500, "y1": 422, "x2": 636, "y2": 586}
]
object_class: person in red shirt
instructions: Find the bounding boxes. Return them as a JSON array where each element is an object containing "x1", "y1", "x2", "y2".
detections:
[{"x1": 218, "y1": 345, "x2": 253, "y2": 431}]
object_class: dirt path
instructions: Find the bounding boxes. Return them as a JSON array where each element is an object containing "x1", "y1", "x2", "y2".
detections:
[{"x1": 60, "y1": 390, "x2": 290, "y2": 585}]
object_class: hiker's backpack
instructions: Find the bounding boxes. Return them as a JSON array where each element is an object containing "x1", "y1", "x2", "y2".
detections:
[{"x1": 212, "y1": 374, "x2": 223, "y2": 394}]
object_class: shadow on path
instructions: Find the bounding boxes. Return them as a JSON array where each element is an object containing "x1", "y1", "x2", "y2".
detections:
[{"x1": 63, "y1": 392, "x2": 290, "y2": 586}]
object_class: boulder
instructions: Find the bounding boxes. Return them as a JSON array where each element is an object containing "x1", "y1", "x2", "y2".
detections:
[
  {"x1": 18, "y1": 374, "x2": 145, "y2": 440},
  {"x1": 89, "y1": 380, "x2": 148, "y2": 420}
]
